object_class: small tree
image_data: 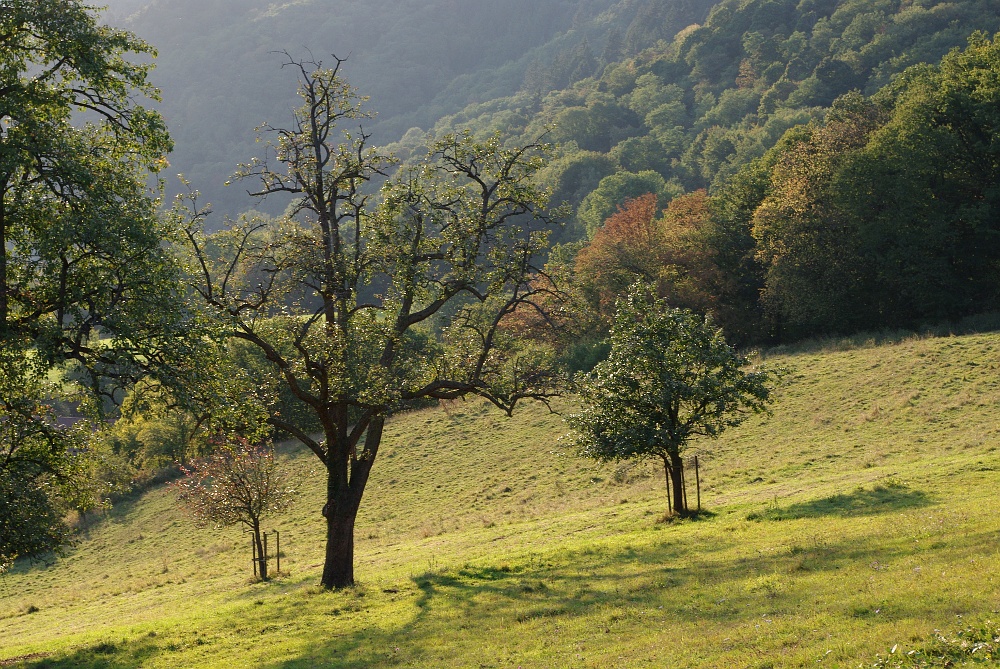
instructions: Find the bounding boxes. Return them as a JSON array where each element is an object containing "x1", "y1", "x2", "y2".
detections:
[
  {"x1": 569, "y1": 283, "x2": 781, "y2": 515},
  {"x1": 172, "y1": 437, "x2": 294, "y2": 580}
]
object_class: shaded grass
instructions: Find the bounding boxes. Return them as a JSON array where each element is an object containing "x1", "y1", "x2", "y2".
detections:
[
  {"x1": 3, "y1": 331, "x2": 1000, "y2": 667},
  {"x1": 746, "y1": 482, "x2": 933, "y2": 521}
]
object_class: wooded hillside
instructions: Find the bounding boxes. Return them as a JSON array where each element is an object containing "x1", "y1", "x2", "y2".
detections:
[{"x1": 101, "y1": 0, "x2": 715, "y2": 216}]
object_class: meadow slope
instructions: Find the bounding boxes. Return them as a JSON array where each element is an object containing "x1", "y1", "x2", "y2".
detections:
[{"x1": 2, "y1": 331, "x2": 1000, "y2": 667}]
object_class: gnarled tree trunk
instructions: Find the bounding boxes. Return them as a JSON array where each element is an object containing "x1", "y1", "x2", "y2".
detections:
[
  {"x1": 321, "y1": 416, "x2": 383, "y2": 589},
  {"x1": 322, "y1": 496, "x2": 358, "y2": 588}
]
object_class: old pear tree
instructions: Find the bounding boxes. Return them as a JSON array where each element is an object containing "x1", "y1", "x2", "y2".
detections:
[
  {"x1": 180, "y1": 56, "x2": 565, "y2": 589},
  {"x1": 569, "y1": 283, "x2": 781, "y2": 515},
  {"x1": 0, "y1": 0, "x2": 174, "y2": 567}
]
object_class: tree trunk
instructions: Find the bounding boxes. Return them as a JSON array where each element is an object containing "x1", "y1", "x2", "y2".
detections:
[
  {"x1": 320, "y1": 416, "x2": 384, "y2": 589},
  {"x1": 252, "y1": 519, "x2": 267, "y2": 581},
  {"x1": 322, "y1": 500, "x2": 358, "y2": 588},
  {"x1": 669, "y1": 452, "x2": 686, "y2": 515}
]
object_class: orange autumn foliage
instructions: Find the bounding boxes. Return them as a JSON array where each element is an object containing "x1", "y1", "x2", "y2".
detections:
[
  {"x1": 498, "y1": 269, "x2": 598, "y2": 348},
  {"x1": 575, "y1": 190, "x2": 719, "y2": 319}
]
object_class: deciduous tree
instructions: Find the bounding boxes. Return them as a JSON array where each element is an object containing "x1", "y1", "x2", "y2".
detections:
[
  {"x1": 0, "y1": 0, "x2": 174, "y2": 566},
  {"x1": 172, "y1": 437, "x2": 294, "y2": 581},
  {"x1": 181, "y1": 55, "x2": 564, "y2": 588},
  {"x1": 751, "y1": 93, "x2": 887, "y2": 338},
  {"x1": 575, "y1": 191, "x2": 718, "y2": 319},
  {"x1": 569, "y1": 283, "x2": 780, "y2": 515}
]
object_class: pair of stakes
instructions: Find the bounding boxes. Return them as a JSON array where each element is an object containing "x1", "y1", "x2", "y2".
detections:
[{"x1": 249, "y1": 530, "x2": 280, "y2": 579}]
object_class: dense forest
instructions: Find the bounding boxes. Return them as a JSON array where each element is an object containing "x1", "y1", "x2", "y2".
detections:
[
  {"x1": 102, "y1": 0, "x2": 716, "y2": 216},
  {"x1": 411, "y1": 0, "x2": 1000, "y2": 342}
]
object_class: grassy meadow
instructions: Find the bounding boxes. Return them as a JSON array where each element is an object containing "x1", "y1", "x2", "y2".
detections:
[{"x1": 2, "y1": 331, "x2": 1000, "y2": 667}]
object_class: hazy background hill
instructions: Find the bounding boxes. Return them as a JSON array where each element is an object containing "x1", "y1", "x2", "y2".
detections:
[
  {"x1": 99, "y1": 0, "x2": 715, "y2": 217},
  {"x1": 102, "y1": 0, "x2": 1000, "y2": 228}
]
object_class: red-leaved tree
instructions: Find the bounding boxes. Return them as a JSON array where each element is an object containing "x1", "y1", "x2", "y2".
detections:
[
  {"x1": 575, "y1": 191, "x2": 718, "y2": 319},
  {"x1": 172, "y1": 437, "x2": 294, "y2": 580}
]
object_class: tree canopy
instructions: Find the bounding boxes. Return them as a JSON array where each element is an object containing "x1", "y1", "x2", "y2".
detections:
[
  {"x1": 0, "y1": 0, "x2": 174, "y2": 567},
  {"x1": 575, "y1": 191, "x2": 718, "y2": 321},
  {"x1": 752, "y1": 33, "x2": 1000, "y2": 337},
  {"x1": 569, "y1": 283, "x2": 780, "y2": 515}
]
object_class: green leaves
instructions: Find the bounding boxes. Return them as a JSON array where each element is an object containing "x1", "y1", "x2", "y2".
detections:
[
  {"x1": 750, "y1": 32, "x2": 1000, "y2": 337},
  {"x1": 0, "y1": 0, "x2": 176, "y2": 562},
  {"x1": 0, "y1": 344, "x2": 97, "y2": 569},
  {"x1": 569, "y1": 282, "x2": 781, "y2": 463}
]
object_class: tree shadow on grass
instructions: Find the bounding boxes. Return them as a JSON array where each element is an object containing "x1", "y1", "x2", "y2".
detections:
[
  {"x1": 13, "y1": 486, "x2": 945, "y2": 669},
  {"x1": 256, "y1": 518, "x2": 964, "y2": 668},
  {"x1": 17, "y1": 506, "x2": 972, "y2": 669},
  {"x1": 12, "y1": 637, "x2": 159, "y2": 668},
  {"x1": 747, "y1": 484, "x2": 932, "y2": 521}
]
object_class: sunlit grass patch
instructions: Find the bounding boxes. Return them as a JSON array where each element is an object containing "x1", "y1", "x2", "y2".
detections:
[{"x1": 2, "y1": 331, "x2": 1000, "y2": 666}]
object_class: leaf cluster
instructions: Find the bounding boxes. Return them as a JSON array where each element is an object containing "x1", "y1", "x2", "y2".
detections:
[{"x1": 569, "y1": 282, "x2": 781, "y2": 464}]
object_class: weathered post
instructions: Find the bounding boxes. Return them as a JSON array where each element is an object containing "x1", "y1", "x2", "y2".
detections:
[
  {"x1": 275, "y1": 531, "x2": 281, "y2": 575},
  {"x1": 695, "y1": 455, "x2": 701, "y2": 511},
  {"x1": 263, "y1": 533, "x2": 269, "y2": 581},
  {"x1": 681, "y1": 460, "x2": 689, "y2": 512}
]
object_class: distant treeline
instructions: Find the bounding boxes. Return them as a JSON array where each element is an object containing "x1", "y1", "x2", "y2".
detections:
[
  {"x1": 570, "y1": 33, "x2": 1000, "y2": 344},
  {"x1": 110, "y1": 0, "x2": 1000, "y2": 343}
]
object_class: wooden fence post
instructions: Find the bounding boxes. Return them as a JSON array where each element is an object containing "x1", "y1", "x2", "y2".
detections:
[
  {"x1": 251, "y1": 533, "x2": 257, "y2": 577},
  {"x1": 263, "y1": 533, "x2": 269, "y2": 580},
  {"x1": 681, "y1": 461, "x2": 689, "y2": 512},
  {"x1": 695, "y1": 455, "x2": 701, "y2": 512}
]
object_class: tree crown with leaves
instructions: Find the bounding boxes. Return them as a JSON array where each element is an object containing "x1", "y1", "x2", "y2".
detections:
[{"x1": 570, "y1": 282, "x2": 781, "y2": 463}]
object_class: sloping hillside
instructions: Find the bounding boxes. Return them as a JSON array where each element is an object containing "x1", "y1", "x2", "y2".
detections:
[
  {"x1": 98, "y1": 0, "x2": 714, "y2": 218},
  {"x1": 2, "y1": 330, "x2": 1000, "y2": 667}
]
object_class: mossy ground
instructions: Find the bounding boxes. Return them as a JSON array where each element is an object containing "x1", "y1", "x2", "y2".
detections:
[{"x1": 2, "y1": 332, "x2": 1000, "y2": 667}]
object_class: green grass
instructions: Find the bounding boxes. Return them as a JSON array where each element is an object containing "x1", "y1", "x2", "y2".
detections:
[{"x1": 3, "y1": 331, "x2": 1000, "y2": 667}]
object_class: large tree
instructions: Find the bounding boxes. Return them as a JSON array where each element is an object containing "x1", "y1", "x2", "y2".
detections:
[
  {"x1": 569, "y1": 283, "x2": 780, "y2": 515},
  {"x1": 0, "y1": 0, "x2": 174, "y2": 567},
  {"x1": 751, "y1": 93, "x2": 888, "y2": 339},
  {"x1": 753, "y1": 33, "x2": 1000, "y2": 337},
  {"x1": 181, "y1": 56, "x2": 563, "y2": 589}
]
